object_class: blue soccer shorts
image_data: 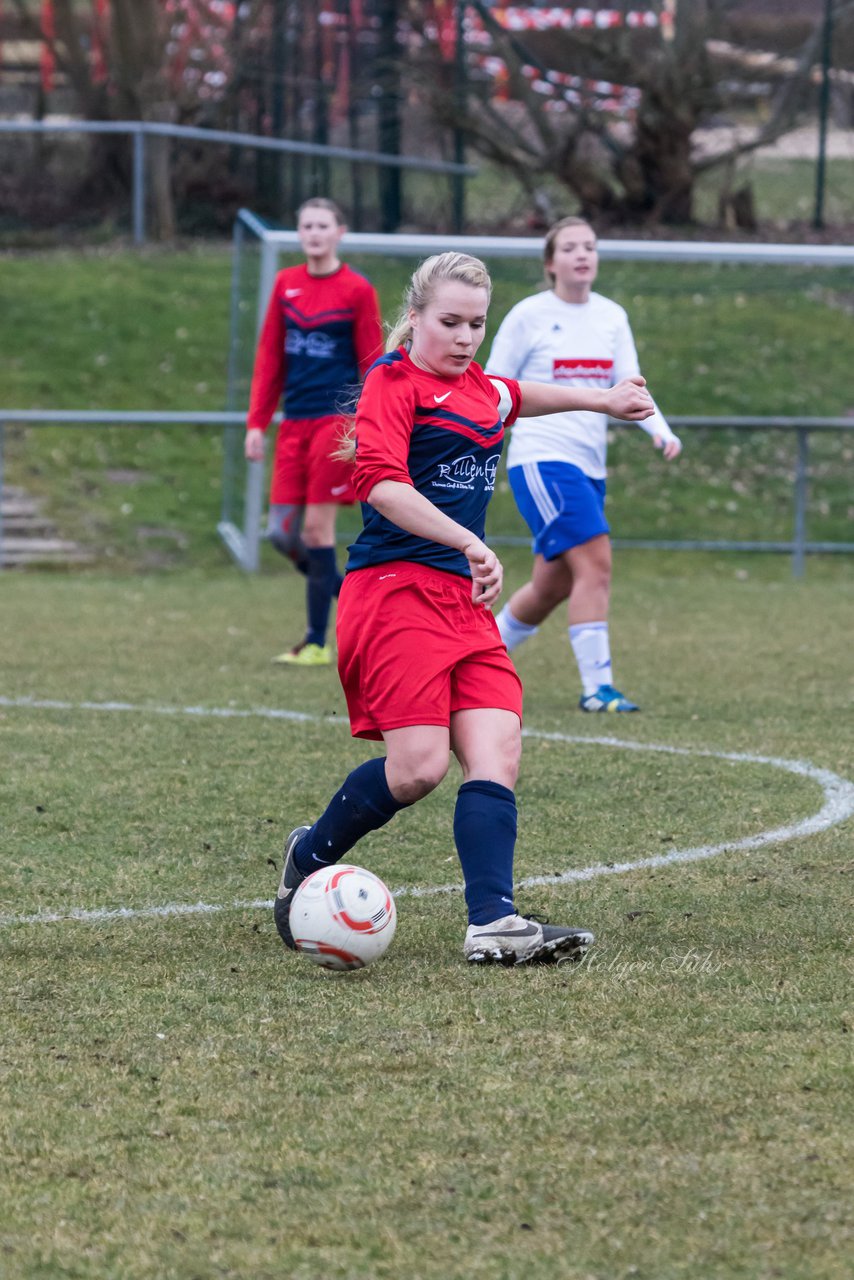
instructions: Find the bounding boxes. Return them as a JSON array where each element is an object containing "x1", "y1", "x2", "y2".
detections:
[{"x1": 508, "y1": 460, "x2": 609, "y2": 561}]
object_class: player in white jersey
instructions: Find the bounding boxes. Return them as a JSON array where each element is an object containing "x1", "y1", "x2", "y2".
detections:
[{"x1": 485, "y1": 216, "x2": 682, "y2": 712}]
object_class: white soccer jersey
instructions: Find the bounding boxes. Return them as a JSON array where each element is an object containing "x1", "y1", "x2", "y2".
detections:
[{"x1": 485, "y1": 289, "x2": 674, "y2": 479}]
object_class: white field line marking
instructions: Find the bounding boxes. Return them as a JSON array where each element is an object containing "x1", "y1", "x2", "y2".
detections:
[{"x1": 1, "y1": 695, "x2": 853, "y2": 930}]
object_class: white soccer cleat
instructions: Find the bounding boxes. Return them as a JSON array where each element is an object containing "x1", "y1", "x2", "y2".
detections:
[{"x1": 464, "y1": 913, "x2": 594, "y2": 966}]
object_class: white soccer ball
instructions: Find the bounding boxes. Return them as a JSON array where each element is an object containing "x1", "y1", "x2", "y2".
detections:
[{"x1": 289, "y1": 863, "x2": 397, "y2": 971}]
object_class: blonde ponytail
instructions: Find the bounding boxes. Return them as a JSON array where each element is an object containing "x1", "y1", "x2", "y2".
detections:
[
  {"x1": 334, "y1": 424, "x2": 357, "y2": 463},
  {"x1": 385, "y1": 313, "x2": 413, "y2": 352}
]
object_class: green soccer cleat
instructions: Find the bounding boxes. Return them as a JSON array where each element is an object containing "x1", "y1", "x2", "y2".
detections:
[{"x1": 271, "y1": 642, "x2": 332, "y2": 667}]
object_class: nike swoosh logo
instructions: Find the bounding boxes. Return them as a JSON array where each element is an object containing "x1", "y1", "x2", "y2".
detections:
[
  {"x1": 477, "y1": 923, "x2": 539, "y2": 939},
  {"x1": 433, "y1": 391, "x2": 452, "y2": 403},
  {"x1": 330, "y1": 484, "x2": 349, "y2": 496}
]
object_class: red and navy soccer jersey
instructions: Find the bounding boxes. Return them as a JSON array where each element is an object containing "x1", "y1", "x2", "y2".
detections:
[
  {"x1": 247, "y1": 262, "x2": 383, "y2": 427},
  {"x1": 346, "y1": 349, "x2": 522, "y2": 579}
]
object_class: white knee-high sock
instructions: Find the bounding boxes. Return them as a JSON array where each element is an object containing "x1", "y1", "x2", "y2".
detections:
[
  {"x1": 495, "y1": 604, "x2": 539, "y2": 653},
  {"x1": 569, "y1": 621, "x2": 612, "y2": 695}
]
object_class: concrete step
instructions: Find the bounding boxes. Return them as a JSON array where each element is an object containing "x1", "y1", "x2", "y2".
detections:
[
  {"x1": 1, "y1": 487, "x2": 92, "y2": 566},
  {"x1": 2, "y1": 498, "x2": 42, "y2": 517},
  {"x1": 0, "y1": 537, "x2": 94, "y2": 565},
  {"x1": 3, "y1": 514, "x2": 56, "y2": 533}
]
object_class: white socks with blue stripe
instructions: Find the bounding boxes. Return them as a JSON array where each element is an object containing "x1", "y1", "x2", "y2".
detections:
[
  {"x1": 495, "y1": 604, "x2": 539, "y2": 653},
  {"x1": 496, "y1": 606, "x2": 614, "y2": 698},
  {"x1": 569, "y1": 621, "x2": 612, "y2": 696}
]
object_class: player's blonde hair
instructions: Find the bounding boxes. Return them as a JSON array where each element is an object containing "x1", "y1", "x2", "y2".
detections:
[
  {"x1": 543, "y1": 216, "x2": 595, "y2": 284},
  {"x1": 336, "y1": 252, "x2": 492, "y2": 463},
  {"x1": 385, "y1": 251, "x2": 492, "y2": 350}
]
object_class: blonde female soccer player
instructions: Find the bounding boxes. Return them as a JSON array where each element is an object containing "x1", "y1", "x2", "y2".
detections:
[{"x1": 272, "y1": 251, "x2": 655, "y2": 966}]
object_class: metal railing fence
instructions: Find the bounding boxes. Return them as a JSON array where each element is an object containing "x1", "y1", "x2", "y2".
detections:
[
  {"x1": 240, "y1": 221, "x2": 854, "y2": 267},
  {"x1": 0, "y1": 120, "x2": 478, "y2": 244},
  {"x1": 0, "y1": 410, "x2": 245, "y2": 570},
  {"x1": 1, "y1": 410, "x2": 852, "y2": 577}
]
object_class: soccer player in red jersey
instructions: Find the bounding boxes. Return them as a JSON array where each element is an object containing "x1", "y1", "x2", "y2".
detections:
[
  {"x1": 245, "y1": 197, "x2": 383, "y2": 666},
  {"x1": 272, "y1": 251, "x2": 655, "y2": 965}
]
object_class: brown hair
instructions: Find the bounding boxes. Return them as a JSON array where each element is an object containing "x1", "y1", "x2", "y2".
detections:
[
  {"x1": 543, "y1": 216, "x2": 595, "y2": 284},
  {"x1": 296, "y1": 196, "x2": 345, "y2": 225}
]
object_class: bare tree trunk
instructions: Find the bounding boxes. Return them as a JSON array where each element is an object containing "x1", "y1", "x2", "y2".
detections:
[
  {"x1": 145, "y1": 108, "x2": 176, "y2": 241},
  {"x1": 50, "y1": 0, "x2": 101, "y2": 116},
  {"x1": 554, "y1": 130, "x2": 621, "y2": 221},
  {"x1": 630, "y1": 78, "x2": 698, "y2": 223},
  {"x1": 109, "y1": 0, "x2": 175, "y2": 239},
  {"x1": 12, "y1": 0, "x2": 176, "y2": 236},
  {"x1": 619, "y1": 0, "x2": 710, "y2": 223}
]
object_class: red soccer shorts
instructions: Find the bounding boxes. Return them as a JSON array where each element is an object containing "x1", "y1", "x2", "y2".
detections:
[
  {"x1": 336, "y1": 561, "x2": 523, "y2": 741},
  {"x1": 270, "y1": 415, "x2": 356, "y2": 506}
]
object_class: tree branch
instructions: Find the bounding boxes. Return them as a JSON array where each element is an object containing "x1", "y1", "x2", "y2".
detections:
[{"x1": 695, "y1": 6, "x2": 852, "y2": 175}]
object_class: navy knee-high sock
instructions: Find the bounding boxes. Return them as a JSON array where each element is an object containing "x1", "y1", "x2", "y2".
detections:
[
  {"x1": 454, "y1": 780, "x2": 517, "y2": 926},
  {"x1": 294, "y1": 758, "x2": 407, "y2": 875},
  {"x1": 305, "y1": 546, "x2": 339, "y2": 647}
]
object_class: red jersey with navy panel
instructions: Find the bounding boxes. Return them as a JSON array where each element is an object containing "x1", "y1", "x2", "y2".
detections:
[
  {"x1": 247, "y1": 262, "x2": 383, "y2": 428},
  {"x1": 346, "y1": 349, "x2": 522, "y2": 579}
]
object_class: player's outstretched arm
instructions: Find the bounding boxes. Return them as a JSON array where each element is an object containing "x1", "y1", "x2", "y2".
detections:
[{"x1": 517, "y1": 375, "x2": 654, "y2": 421}]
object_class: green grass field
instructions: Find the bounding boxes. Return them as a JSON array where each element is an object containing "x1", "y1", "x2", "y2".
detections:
[
  {"x1": 1, "y1": 554, "x2": 853, "y2": 1279},
  {"x1": 1, "y1": 244, "x2": 853, "y2": 1276}
]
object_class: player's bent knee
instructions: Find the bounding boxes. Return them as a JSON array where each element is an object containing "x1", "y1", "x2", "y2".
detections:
[
  {"x1": 464, "y1": 737, "x2": 521, "y2": 790},
  {"x1": 389, "y1": 755, "x2": 449, "y2": 804},
  {"x1": 395, "y1": 780, "x2": 433, "y2": 805},
  {"x1": 492, "y1": 744, "x2": 522, "y2": 789}
]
